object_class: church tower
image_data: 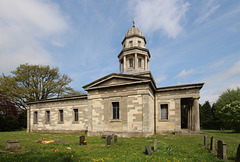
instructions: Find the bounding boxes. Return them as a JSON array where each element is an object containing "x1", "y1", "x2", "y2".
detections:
[{"x1": 118, "y1": 22, "x2": 151, "y2": 73}]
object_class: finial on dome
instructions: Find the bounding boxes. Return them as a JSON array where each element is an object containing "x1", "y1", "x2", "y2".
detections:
[{"x1": 133, "y1": 21, "x2": 135, "y2": 27}]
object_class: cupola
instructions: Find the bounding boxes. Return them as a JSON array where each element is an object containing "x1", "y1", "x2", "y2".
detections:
[{"x1": 118, "y1": 22, "x2": 151, "y2": 74}]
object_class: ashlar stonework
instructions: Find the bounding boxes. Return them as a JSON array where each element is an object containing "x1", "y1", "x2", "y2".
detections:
[{"x1": 27, "y1": 24, "x2": 204, "y2": 137}]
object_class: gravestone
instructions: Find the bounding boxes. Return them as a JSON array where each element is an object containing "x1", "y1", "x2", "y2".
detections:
[
  {"x1": 80, "y1": 136, "x2": 85, "y2": 145},
  {"x1": 5, "y1": 140, "x2": 20, "y2": 150},
  {"x1": 204, "y1": 135, "x2": 207, "y2": 147},
  {"x1": 210, "y1": 136, "x2": 216, "y2": 154},
  {"x1": 236, "y1": 144, "x2": 240, "y2": 162},
  {"x1": 217, "y1": 140, "x2": 227, "y2": 160},
  {"x1": 145, "y1": 145, "x2": 152, "y2": 155},
  {"x1": 154, "y1": 139, "x2": 157, "y2": 151},
  {"x1": 106, "y1": 135, "x2": 111, "y2": 146},
  {"x1": 114, "y1": 135, "x2": 117, "y2": 143}
]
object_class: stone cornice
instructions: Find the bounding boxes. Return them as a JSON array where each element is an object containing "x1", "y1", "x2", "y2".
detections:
[
  {"x1": 156, "y1": 83, "x2": 204, "y2": 92},
  {"x1": 121, "y1": 34, "x2": 146, "y2": 44},
  {"x1": 27, "y1": 94, "x2": 88, "y2": 105},
  {"x1": 83, "y1": 72, "x2": 157, "y2": 91},
  {"x1": 118, "y1": 47, "x2": 151, "y2": 58}
]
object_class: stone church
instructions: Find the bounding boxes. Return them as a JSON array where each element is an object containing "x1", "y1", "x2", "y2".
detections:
[{"x1": 27, "y1": 24, "x2": 204, "y2": 137}]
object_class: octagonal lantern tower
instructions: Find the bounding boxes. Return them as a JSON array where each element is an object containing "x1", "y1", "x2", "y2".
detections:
[{"x1": 118, "y1": 22, "x2": 151, "y2": 74}]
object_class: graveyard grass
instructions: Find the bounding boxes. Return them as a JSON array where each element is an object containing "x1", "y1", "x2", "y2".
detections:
[{"x1": 0, "y1": 130, "x2": 239, "y2": 161}]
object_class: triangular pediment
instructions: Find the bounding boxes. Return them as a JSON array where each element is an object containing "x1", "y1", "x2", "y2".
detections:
[{"x1": 83, "y1": 73, "x2": 153, "y2": 91}]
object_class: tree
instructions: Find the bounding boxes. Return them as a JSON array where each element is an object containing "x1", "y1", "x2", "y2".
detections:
[
  {"x1": 0, "y1": 63, "x2": 83, "y2": 109},
  {"x1": 0, "y1": 94, "x2": 20, "y2": 131},
  {"x1": 200, "y1": 101, "x2": 213, "y2": 129},
  {"x1": 219, "y1": 101, "x2": 240, "y2": 132},
  {"x1": 215, "y1": 87, "x2": 240, "y2": 129}
]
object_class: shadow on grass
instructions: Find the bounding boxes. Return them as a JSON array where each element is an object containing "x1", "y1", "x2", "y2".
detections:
[{"x1": 202, "y1": 130, "x2": 240, "y2": 134}]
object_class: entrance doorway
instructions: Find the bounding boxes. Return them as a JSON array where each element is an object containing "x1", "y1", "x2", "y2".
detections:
[{"x1": 181, "y1": 98, "x2": 192, "y2": 129}]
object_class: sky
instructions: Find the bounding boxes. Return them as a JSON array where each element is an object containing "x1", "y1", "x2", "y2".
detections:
[{"x1": 0, "y1": 0, "x2": 240, "y2": 104}]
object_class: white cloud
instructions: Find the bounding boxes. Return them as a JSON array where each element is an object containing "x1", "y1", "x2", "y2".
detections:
[
  {"x1": 129, "y1": 0, "x2": 190, "y2": 38},
  {"x1": 209, "y1": 60, "x2": 224, "y2": 70},
  {"x1": 0, "y1": 0, "x2": 69, "y2": 73},
  {"x1": 194, "y1": 0, "x2": 220, "y2": 24},
  {"x1": 177, "y1": 69, "x2": 194, "y2": 77},
  {"x1": 200, "y1": 60, "x2": 240, "y2": 104},
  {"x1": 156, "y1": 75, "x2": 167, "y2": 83}
]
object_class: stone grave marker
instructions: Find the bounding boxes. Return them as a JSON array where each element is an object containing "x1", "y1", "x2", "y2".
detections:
[
  {"x1": 145, "y1": 145, "x2": 152, "y2": 155},
  {"x1": 5, "y1": 140, "x2": 20, "y2": 150},
  {"x1": 80, "y1": 136, "x2": 85, "y2": 145},
  {"x1": 114, "y1": 135, "x2": 117, "y2": 143},
  {"x1": 217, "y1": 140, "x2": 227, "y2": 160},
  {"x1": 154, "y1": 139, "x2": 157, "y2": 151},
  {"x1": 106, "y1": 135, "x2": 111, "y2": 146},
  {"x1": 210, "y1": 136, "x2": 216, "y2": 154},
  {"x1": 236, "y1": 144, "x2": 240, "y2": 162},
  {"x1": 204, "y1": 135, "x2": 207, "y2": 147}
]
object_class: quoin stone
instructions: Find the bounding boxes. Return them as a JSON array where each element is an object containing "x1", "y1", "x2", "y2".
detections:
[
  {"x1": 5, "y1": 140, "x2": 20, "y2": 150},
  {"x1": 217, "y1": 140, "x2": 227, "y2": 160},
  {"x1": 154, "y1": 139, "x2": 157, "y2": 151},
  {"x1": 106, "y1": 135, "x2": 111, "y2": 146}
]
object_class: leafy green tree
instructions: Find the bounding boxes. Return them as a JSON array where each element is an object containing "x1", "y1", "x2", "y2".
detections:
[
  {"x1": 215, "y1": 87, "x2": 240, "y2": 129},
  {"x1": 219, "y1": 101, "x2": 240, "y2": 132},
  {"x1": 0, "y1": 63, "x2": 83, "y2": 108}
]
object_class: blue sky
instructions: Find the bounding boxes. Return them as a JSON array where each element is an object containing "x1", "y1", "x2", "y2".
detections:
[{"x1": 0, "y1": 0, "x2": 240, "y2": 104}]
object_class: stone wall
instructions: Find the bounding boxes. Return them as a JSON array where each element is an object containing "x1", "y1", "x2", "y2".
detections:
[
  {"x1": 28, "y1": 97, "x2": 88, "y2": 133},
  {"x1": 155, "y1": 88, "x2": 200, "y2": 134},
  {"x1": 87, "y1": 83, "x2": 154, "y2": 137}
]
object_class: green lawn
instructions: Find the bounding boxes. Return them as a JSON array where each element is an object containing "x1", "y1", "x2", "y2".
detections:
[{"x1": 0, "y1": 130, "x2": 239, "y2": 161}]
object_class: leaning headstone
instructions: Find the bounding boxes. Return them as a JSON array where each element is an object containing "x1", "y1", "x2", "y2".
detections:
[
  {"x1": 217, "y1": 140, "x2": 227, "y2": 160},
  {"x1": 114, "y1": 135, "x2": 117, "y2": 143},
  {"x1": 210, "y1": 136, "x2": 216, "y2": 154},
  {"x1": 154, "y1": 139, "x2": 157, "y2": 151},
  {"x1": 80, "y1": 136, "x2": 85, "y2": 145},
  {"x1": 145, "y1": 145, "x2": 152, "y2": 155},
  {"x1": 204, "y1": 135, "x2": 208, "y2": 147},
  {"x1": 106, "y1": 135, "x2": 111, "y2": 146},
  {"x1": 235, "y1": 144, "x2": 240, "y2": 162},
  {"x1": 5, "y1": 140, "x2": 20, "y2": 150}
]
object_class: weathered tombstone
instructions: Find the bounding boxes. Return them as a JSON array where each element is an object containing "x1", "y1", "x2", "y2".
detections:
[
  {"x1": 114, "y1": 135, "x2": 117, "y2": 143},
  {"x1": 145, "y1": 145, "x2": 152, "y2": 155},
  {"x1": 80, "y1": 136, "x2": 85, "y2": 145},
  {"x1": 154, "y1": 139, "x2": 157, "y2": 151},
  {"x1": 106, "y1": 135, "x2": 111, "y2": 146},
  {"x1": 5, "y1": 140, "x2": 20, "y2": 150},
  {"x1": 204, "y1": 135, "x2": 208, "y2": 147},
  {"x1": 210, "y1": 136, "x2": 216, "y2": 154},
  {"x1": 235, "y1": 144, "x2": 240, "y2": 162},
  {"x1": 217, "y1": 140, "x2": 227, "y2": 160}
]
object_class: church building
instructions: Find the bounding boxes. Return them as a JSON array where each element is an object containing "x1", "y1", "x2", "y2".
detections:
[{"x1": 27, "y1": 24, "x2": 204, "y2": 137}]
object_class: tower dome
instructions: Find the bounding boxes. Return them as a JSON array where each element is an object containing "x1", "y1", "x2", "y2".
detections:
[
  {"x1": 125, "y1": 26, "x2": 143, "y2": 37},
  {"x1": 118, "y1": 22, "x2": 151, "y2": 74}
]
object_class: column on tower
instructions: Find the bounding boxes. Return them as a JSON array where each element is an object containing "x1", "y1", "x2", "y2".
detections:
[
  {"x1": 134, "y1": 53, "x2": 137, "y2": 70},
  {"x1": 119, "y1": 61, "x2": 121, "y2": 73},
  {"x1": 145, "y1": 55, "x2": 147, "y2": 70},
  {"x1": 123, "y1": 55, "x2": 126, "y2": 72}
]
